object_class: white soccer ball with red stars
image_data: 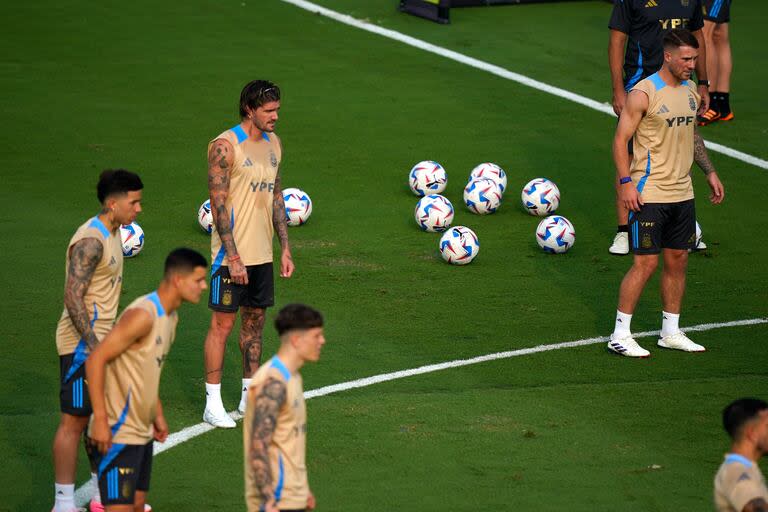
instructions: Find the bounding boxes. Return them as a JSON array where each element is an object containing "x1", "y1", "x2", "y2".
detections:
[
  {"x1": 198, "y1": 199, "x2": 213, "y2": 234},
  {"x1": 536, "y1": 215, "x2": 575, "y2": 254},
  {"x1": 439, "y1": 226, "x2": 480, "y2": 265},
  {"x1": 469, "y1": 162, "x2": 507, "y2": 195},
  {"x1": 464, "y1": 178, "x2": 502, "y2": 215},
  {"x1": 414, "y1": 194, "x2": 454, "y2": 232},
  {"x1": 120, "y1": 222, "x2": 145, "y2": 258},
  {"x1": 282, "y1": 188, "x2": 313, "y2": 226},
  {"x1": 409, "y1": 160, "x2": 447, "y2": 196},
  {"x1": 521, "y1": 178, "x2": 560, "y2": 216}
]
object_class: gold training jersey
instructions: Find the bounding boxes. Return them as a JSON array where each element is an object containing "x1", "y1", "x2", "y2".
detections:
[
  {"x1": 714, "y1": 454, "x2": 768, "y2": 512},
  {"x1": 95, "y1": 292, "x2": 178, "y2": 445},
  {"x1": 209, "y1": 124, "x2": 282, "y2": 271},
  {"x1": 244, "y1": 357, "x2": 308, "y2": 511},
  {"x1": 630, "y1": 72, "x2": 700, "y2": 203},
  {"x1": 56, "y1": 217, "x2": 123, "y2": 356}
]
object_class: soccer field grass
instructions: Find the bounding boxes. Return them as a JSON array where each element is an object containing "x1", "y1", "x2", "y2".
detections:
[{"x1": 1, "y1": 0, "x2": 767, "y2": 510}]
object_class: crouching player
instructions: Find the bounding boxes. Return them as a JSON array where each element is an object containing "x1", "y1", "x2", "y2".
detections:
[{"x1": 86, "y1": 248, "x2": 208, "y2": 511}]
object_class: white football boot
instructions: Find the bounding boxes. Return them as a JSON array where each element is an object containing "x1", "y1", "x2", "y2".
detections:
[
  {"x1": 607, "y1": 334, "x2": 650, "y2": 357},
  {"x1": 609, "y1": 232, "x2": 629, "y2": 255},
  {"x1": 203, "y1": 404, "x2": 236, "y2": 428},
  {"x1": 657, "y1": 331, "x2": 706, "y2": 352}
]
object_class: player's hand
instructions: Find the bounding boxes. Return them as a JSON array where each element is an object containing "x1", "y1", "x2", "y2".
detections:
[
  {"x1": 306, "y1": 491, "x2": 316, "y2": 510},
  {"x1": 229, "y1": 258, "x2": 249, "y2": 285},
  {"x1": 153, "y1": 414, "x2": 169, "y2": 443},
  {"x1": 612, "y1": 89, "x2": 627, "y2": 117},
  {"x1": 697, "y1": 85, "x2": 710, "y2": 116},
  {"x1": 90, "y1": 416, "x2": 113, "y2": 454},
  {"x1": 263, "y1": 499, "x2": 279, "y2": 512},
  {"x1": 619, "y1": 182, "x2": 643, "y2": 212},
  {"x1": 707, "y1": 171, "x2": 725, "y2": 204},
  {"x1": 280, "y1": 250, "x2": 295, "y2": 278}
]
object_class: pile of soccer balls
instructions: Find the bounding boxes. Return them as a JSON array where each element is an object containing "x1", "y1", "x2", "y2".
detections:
[{"x1": 409, "y1": 160, "x2": 575, "y2": 265}]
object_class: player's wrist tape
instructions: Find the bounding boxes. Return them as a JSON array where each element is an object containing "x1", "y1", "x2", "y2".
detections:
[
  {"x1": 619, "y1": 176, "x2": 632, "y2": 185},
  {"x1": 698, "y1": 80, "x2": 709, "y2": 87},
  {"x1": 228, "y1": 254, "x2": 241, "y2": 262}
]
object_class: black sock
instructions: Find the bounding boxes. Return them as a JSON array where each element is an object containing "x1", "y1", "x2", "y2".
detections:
[
  {"x1": 710, "y1": 92, "x2": 722, "y2": 113},
  {"x1": 617, "y1": 225, "x2": 629, "y2": 233},
  {"x1": 719, "y1": 92, "x2": 731, "y2": 115}
]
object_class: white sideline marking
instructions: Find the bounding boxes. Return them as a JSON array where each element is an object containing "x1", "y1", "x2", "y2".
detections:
[
  {"x1": 279, "y1": 0, "x2": 768, "y2": 170},
  {"x1": 75, "y1": 316, "x2": 767, "y2": 505}
]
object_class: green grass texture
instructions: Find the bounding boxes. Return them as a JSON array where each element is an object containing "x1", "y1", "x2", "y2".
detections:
[{"x1": 0, "y1": 0, "x2": 766, "y2": 510}]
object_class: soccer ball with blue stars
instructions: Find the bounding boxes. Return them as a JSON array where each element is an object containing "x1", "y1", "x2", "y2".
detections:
[
  {"x1": 120, "y1": 222, "x2": 145, "y2": 258},
  {"x1": 536, "y1": 215, "x2": 575, "y2": 254},
  {"x1": 521, "y1": 177, "x2": 560, "y2": 216},
  {"x1": 439, "y1": 226, "x2": 480, "y2": 265}
]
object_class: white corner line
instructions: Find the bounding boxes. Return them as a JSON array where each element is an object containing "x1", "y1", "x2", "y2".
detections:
[
  {"x1": 278, "y1": 0, "x2": 768, "y2": 170},
  {"x1": 75, "y1": 316, "x2": 767, "y2": 506}
]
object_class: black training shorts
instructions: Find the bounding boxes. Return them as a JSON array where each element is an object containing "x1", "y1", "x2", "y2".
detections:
[
  {"x1": 95, "y1": 441, "x2": 153, "y2": 505},
  {"x1": 629, "y1": 199, "x2": 696, "y2": 254},
  {"x1": 704, "y1": 0, "x2": 731, "y2": 23},
  {"x1": 59, "y1": 353, "x2": 92, "y2": 416},
  {"x1": 208, "y1": 263, "x2": 274, "y2": 312}
]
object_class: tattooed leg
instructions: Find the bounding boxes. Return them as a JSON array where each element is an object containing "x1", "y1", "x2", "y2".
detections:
[{"x1": 240, "y1": 307, "x2": 266, "y2": 378}]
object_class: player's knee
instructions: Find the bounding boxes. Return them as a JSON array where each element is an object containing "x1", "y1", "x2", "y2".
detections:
[
  {"x1": 59, "y1": 413, "x2": 89, "y2": 433},
  {"x1": 712, "y1": 25, "x2": 728, "y2": 44},
  {"x1": 210, "y1": 312, "x2": 236, "y2": 335},
  {"x1": 634, "y1": 257, "x2": 658, "y2": 276}
]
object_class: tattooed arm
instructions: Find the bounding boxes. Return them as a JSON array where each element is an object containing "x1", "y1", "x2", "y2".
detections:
[
  {"x1": 743, "y1": 498, "x2": 768, "y2": 512},
  {"x1": 693, "y1": 127, "x2": 725, "y2": 204},
  {"x1": 63, "y1": 238, "x2": 103, "y2": 350},
  {"x1": 249, "y1": 378, "x2": 287, "y2": 510},
  {"x1": 208, "y1": 138, "x2": 248, "y2": 284},
  {"x1": 272, "y1": 172, "x2": 295, "y2": 278}
]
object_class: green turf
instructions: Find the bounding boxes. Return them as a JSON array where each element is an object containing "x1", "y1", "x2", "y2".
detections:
[{"x1": 0, "y1": 0, "x2": 766, "y2": 510}]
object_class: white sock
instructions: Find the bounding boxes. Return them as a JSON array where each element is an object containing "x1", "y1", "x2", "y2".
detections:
[
  {"x1": 240, "y1": 378, "x2": 251, "y2": 404},
  {"x1": 54, "y1": 483, "x2": 75, "y2": 511},
  {"x1": 613, "y1": 310, "x2": 633, "y2": 337},
  {"x1": 90, "y1": 472, "x2": 101, "y2": 503},
  {"x1": 661, "y1": 311, "x2": 680, "y2": 337},
  {"x1": 205, "y1": 382, "x2": 224, "y2": 409}
]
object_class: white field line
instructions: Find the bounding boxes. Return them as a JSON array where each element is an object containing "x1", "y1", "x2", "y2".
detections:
[
  {"x1": 279, "y1": 0, "x2": 768, "y2": 170},
  {"x1": 75, "y1": 316, "x2": 767, "y2": 505}
]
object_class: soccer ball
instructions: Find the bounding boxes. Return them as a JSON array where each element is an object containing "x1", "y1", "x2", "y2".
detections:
[
  {"x1": 198, "y1": 199, "x2": 213, "y2": 234},
  {"x1": 536, "y1": 215, "x2": 575, "y2": 254},
  {"x1": 439, "y1": 226, "x2": 480, "y2": 265},
  {"x1": 469, "y1": 162, "x2": 507, "y2": 194},
  {"x1": 464, "y1": 178, "x2": 502, "y2": 215},
  {"x1": 409, "y1": 160, "x2": 447, "y2": 196},
  {"x1": 283, "y1": 188, "x2": 313, "y2": 226},
  {"x1": 521, "y1": 178, "x2": 560, "y2": 216},
  {"x1": 414, "y1": 194, "x2": 454, "y2": 232},
  {"x1": 120, "y1": 222, "x2": 145, "y2": 258}
]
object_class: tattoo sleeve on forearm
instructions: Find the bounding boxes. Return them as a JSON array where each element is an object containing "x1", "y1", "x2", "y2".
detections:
[
  {"x1": 693, "y1": 128, "x2": 716, "y2": 176},
  {"x1": 249, "y1": 378, "x2": 287, "y2": 503},
  {"x1": 64, "y1": 238, "x2": 103, "y2": 350},
  {"x1": 208, "y1": 140, "x2": 239, "y2": 257},
  {"x1": 272, "y1": 173, "x2": 290, "y2": 250}
]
